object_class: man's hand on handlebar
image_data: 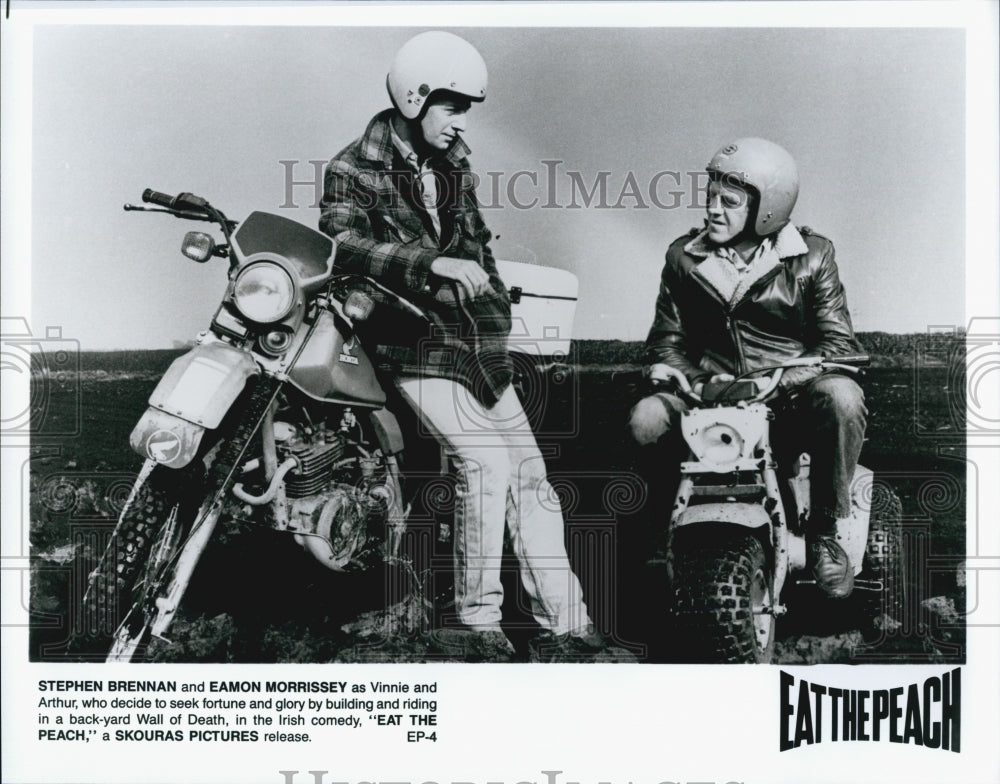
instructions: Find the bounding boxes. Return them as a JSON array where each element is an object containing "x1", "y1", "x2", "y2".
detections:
[
  {"x1": 646, "y1": 363, "x2": 698, "y2": 396},
  {"x1": 430, "y1": 256, "x2": 491, "y2": 300},
  {"x1": 646, "y1": 363, "x2": 678, "y2": 386}
]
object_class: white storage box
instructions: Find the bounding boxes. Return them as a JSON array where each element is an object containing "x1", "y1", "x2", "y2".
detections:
[{"x1": 495, "y1": 259, "x2": 578, "y2": 358}]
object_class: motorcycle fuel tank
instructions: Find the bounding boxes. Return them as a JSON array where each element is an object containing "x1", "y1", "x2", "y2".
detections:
[{"x1": 287, "y1": 310, "x2": 386, "y2": 407}]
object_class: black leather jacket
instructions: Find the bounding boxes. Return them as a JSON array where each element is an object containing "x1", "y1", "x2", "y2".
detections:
[{"x1": 644, "y1": 224, "x2": 863, "y2": 390}]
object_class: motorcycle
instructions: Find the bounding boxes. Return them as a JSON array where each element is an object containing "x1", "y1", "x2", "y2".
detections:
[
  {"x1": 75, "y1": 189, "x2": 425, "y2": 662},
  {"x1": 653, "y1": 357, "x2": 904, "y2": 663}
]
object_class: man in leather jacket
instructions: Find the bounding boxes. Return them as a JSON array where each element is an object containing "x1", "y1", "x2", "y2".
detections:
[
  {"x1": 629, "y1": 138, "x2": 867, "y2": 598},
  {"x1": 320, "y1": 32, "x2": 603, "y2": 660}
]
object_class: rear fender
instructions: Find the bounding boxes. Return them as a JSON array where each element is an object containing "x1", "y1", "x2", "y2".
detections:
[{"x1": 148, "y1": 341, "x2": 259, "y2": 429}]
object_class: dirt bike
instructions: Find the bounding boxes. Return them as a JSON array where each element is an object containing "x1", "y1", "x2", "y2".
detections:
[
  {"x1": 74, "y1": 189, "x2": 428, "y2": 662},
  {"x1": 653, "y1": 356, "x2": 903, "y2": 663}
]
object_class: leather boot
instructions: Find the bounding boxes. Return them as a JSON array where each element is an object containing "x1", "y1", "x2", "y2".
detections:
[
  {"x1": 808, "y1": 535, "x2": 854, "y2": 598},
  {"x1": 428, "y1": 626, "x2": 515, "y2": 662}
]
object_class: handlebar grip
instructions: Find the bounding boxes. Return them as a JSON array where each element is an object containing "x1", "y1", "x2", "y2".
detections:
[
  {"x1": 142, "y1": 189, "x2": 176, "y2": 208},
  {"x1": 827, "y1": 354, "x2": 871, "y2": 366}
]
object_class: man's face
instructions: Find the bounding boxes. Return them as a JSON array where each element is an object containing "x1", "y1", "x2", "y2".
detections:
[
  {"x1": 706, "y1": 179, "x2": 752, "y2": 245},
  {"x1": 420, "y1": 97, "x2": 471, "y2": 151}
]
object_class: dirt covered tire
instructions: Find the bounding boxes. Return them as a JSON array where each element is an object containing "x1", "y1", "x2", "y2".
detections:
[
  {"x1": 671, "y1": 531, "x2": 775, "y2": 663},
  {"x1": 70, "y1": 467, "x2": 187, "y2": 658},
  {"x1": 860, "y1": 480, "x2": 905, "y2": 631}
]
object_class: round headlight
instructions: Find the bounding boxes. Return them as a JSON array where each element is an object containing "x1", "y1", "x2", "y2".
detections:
[
  {"x1": 233, "y1": 263, "x2": 295, "y2": 323},
  {"x1": 690, "y1": 423, "x2": 744, "y2": 467}
]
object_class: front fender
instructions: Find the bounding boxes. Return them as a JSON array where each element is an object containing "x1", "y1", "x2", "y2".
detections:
[
  {"x1": 129, "y1": 408, "x2": 207, "y2": 469},
  {"x1": 677, "y1": 502, "x2": 770, "y2": 528},
  {"x1": 148, "y1": 341, "x2": 259, "y2": 428}
]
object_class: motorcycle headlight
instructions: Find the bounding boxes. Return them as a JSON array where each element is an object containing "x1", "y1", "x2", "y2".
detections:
[
  {"x1": 686, "y1": 423, "x2": 745, "y2": 467},
  {"x1": 232, "y1": 262, "x2": 295, "y2": 323}
]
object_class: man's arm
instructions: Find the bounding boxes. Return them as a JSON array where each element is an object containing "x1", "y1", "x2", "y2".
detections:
[
  {"x1": 460, "y1": 182, "x2": 505, "y2": 287},
  {"x1": 643, "y1": 256, "x2": 711, "y2": 387},
  {"x1": 321, "y1": 159, "x2": 493, "y2": 300},
  {"x1": 781, "y1": 237, "x2": 862, "y2": 389},
  {"x1": 320, "y1": 158, "x2": 439, "y2": 293}
]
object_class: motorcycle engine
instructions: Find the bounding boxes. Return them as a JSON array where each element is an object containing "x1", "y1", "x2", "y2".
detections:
[
  {"x1": 275, "y1": 424, "x2": 382, "y2": 572},
  {"x1": 284, "y1": 438, "x2": 345, "y2": 499}
]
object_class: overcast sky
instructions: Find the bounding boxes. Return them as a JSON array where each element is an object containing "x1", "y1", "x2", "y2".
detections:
[{"x1": 23, "y1": 21, "x2": 968, "y2": 349}]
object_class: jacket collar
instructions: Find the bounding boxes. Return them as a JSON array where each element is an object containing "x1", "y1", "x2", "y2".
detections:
[
  {"x1": 359, "y1": 108, "x2": 472, "y2": 169},
  {"x1": 687, "y1": 223, "x2": 809, "y2": 305},
  {"x1": 684, "y1": 222, "x2": 809, "y2": 260}
]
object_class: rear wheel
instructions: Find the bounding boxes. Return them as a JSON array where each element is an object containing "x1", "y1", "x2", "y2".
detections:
[
  {"x1": 671, "y1": 531, "x2": 775, "y2": 663},
  {"x1": 859, "y1": 480, "x2": 905, "y2": 637}
]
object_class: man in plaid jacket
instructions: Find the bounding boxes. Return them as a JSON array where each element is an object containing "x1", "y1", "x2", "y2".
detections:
[{"x1": 319, "y1": 31, "x2": 603, "y2": 662}]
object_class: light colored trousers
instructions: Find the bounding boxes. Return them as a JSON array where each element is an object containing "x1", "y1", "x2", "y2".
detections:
[{"x1": 395, "y1": 377, "x2": 591, "y2": 635}]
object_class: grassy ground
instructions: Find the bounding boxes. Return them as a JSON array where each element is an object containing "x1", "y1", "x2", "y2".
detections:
[{"x1": 26, "y1": 342, "x2": 967, "y2": 664}]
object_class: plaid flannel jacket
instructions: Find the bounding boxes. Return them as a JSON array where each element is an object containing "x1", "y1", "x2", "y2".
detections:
[{"x1": 319, "y1": 110, "x2": 512, "y2": 406}]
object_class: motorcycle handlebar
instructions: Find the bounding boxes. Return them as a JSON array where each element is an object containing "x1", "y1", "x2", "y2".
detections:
[
  {"x1": 330, "y1": 274, "x2": 429, "y2": 321},
  {"x1": 647, "y1": 352, "x2": 871, "y2": 404},
  {"x1": 142, "y1": 188, "x2": 176, "y2": 208},
  {"x1": 141, "y1": 189, "x2": 209, "y2": 213},
  {"x1": 827, "y1": 353, "x2": 871, "y2": 366}
]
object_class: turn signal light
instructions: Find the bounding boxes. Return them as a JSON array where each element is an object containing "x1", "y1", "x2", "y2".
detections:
[
  {"x1": 182, "y1": 231, "x2": 215, "y2": 263},
  {"x1": 343, "y1": 290, "x2": 374, "y2": 321}
]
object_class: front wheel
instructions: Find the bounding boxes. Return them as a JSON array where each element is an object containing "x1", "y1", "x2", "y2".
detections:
[
  {"x1": 71, "y1": 463, "x2": 207, "y2": 661},
  {"x1": 671, "y1": 530, "x2": 776, "y2": 663}
]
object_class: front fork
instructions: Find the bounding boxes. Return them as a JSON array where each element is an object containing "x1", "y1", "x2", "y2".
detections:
[{"x1": 151, "y1": 396, "x2": 281, "y2": 640}]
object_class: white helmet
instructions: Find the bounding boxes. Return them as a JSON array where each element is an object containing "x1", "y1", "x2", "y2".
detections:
[{"x1": 387, "y1": 31, "x2": 487, "y2": 120}]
